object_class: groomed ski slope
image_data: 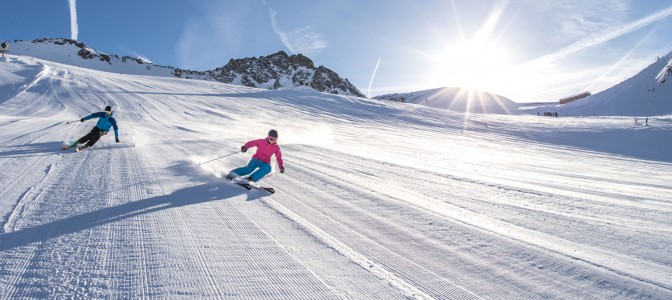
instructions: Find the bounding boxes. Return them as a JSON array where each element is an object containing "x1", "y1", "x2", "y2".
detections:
[{"x1": 1, "y1": 55, "x2": 671, "y2": 299}]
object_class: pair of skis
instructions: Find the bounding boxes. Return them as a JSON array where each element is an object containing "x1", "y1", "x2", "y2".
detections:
[
  {"x1": 225, "y1": 174, "x2": 275, "y2": 194},
  {"x1": 61, "y1": 145, "x2": 88, "y2": 152},
  {"x1": 61, "y1": 143, "x2": 135, "y2": 152}
]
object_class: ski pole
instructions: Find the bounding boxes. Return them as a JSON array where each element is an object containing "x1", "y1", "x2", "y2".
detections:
[
  {"x1": 120, "y1": 141, "x2": 136, "y2": 147},
  {"x1": 198, "y1": 151, "x2": 239, "y2": 165},
  {"x1": 66, "y1": 120, "x2": 81, "y2": 124}
]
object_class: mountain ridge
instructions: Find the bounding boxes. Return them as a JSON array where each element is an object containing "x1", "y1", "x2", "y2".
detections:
[
  {"x1": 9, "y1": 38, "x2": 672, "y2": 116},
  {"x1": 8, "y1": 38, "x2": 364, "y2": 97}
]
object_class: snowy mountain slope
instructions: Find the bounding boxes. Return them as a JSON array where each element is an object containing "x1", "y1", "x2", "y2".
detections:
[
  {"x1": 374, "y1": 87, "x2": 520, "y2": 115},
  {"x1": 1, "y1": 54, "x2": 672, "y2": 299},
  {"x1": 554, "y1": 51, "x2": 672, "y2": 116},
  {"x1": 9, "y1": 38, "x2": 364, "y2": 97},
  {"x1": 9, "y1": 38, "x2": 187, "y2": 80}
]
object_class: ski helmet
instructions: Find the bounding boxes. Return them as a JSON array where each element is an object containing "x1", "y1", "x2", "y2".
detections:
[
  {"x1": 268, "y1": 129, "x2": 278, "y2": 138},
  {"x1": 104, "y1": 105, "x2": 113, "y2": 112}
]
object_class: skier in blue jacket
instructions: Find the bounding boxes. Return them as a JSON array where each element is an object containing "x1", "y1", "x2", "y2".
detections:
[{"x1": 64, "y1": 105, "x2": 120, "y2": 150}]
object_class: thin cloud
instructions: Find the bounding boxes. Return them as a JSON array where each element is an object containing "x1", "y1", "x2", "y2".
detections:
[
  {"x1": 267, "y1": 7, "x2": 328, "y2": 57},
  {"x1": 494, "y1": 1, "x2": 672, "y2": 102},
  {"x1": 268, "y1": 9, "x2": 293, "y2": 53},
  {"x1": 118, "y1": 45, "x2": 154, "y2": 64},
  {"x1": 68, "y1": 0, "x2": 78, "y2": 40},
  {"x1": 530, "y1": 4, "x2": 672, "y2": 65},
  {"x1": 553, "y1": 1, "x2": 629, "y2": 37}
]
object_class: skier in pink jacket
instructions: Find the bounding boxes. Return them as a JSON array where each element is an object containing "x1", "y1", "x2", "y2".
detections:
[{"x1": 227, "y1": 129, "x2": 285, "y2": 182}]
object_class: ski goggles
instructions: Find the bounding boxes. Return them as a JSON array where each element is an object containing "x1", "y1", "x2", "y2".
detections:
[
  {"x1": 267, "y1": 136, "x2": 277, "y2": 142},
  {"x1": 105, "y1": 110, "x2": 112, "y2": 115}
]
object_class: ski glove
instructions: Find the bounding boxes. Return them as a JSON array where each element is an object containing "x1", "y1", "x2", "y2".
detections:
[
  {"x1": 241, "y1": 146, "x2": 248, "y2": 153},
  {"x1": 115, "y1": 138, "x2": 120, "y2": 143},
  {"x1": 80, "y1": 118, "x2": 84, "y2": 122},
  {"x1": 280, "y1": 167, "x2": 285, "y2": 173}
]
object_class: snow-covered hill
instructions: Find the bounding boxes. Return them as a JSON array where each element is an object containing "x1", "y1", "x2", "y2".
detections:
[
  {"x1": 8, "y1": 38, "x2": 363, "y2": 97},
  {"x1": 9, "y1": 38, "x2": 189, "y2": 79},
  {"x1": 1, "y1": 53, "x2": 671, "y2": 299},
  {"x1": 374, "y1": 87, "x2": 520, "y2": 114},
  {"x1": 555, "y1": 52, "x2": 672, "y2": 116}
]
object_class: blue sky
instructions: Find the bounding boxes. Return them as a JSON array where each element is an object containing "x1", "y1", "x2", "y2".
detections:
[{"x1": 3, "y1": 0, "x2": 672, "y2": 102}]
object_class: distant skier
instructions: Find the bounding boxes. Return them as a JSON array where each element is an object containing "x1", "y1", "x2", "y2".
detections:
[
  {"x1": 1, "y1": 41, "x2": 8, "y2": 58},
  {"x1": 64, "y1": 105, "x2": 120, "y2": 151},
  {"x1": 227, "y1": 129, "x2": 285, "y2": 183}
]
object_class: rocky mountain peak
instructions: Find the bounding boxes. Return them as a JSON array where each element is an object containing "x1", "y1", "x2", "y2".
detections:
[{"x1": 209, "y1": 51, "x2": 363, "y2": 97}]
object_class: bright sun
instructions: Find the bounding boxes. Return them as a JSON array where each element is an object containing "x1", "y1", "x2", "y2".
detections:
[{"x1": 434, "y1": 41, "x2": 513, "y2": 92}]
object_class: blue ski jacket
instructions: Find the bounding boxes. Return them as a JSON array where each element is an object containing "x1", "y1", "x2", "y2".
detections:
[{"x1": 83, "y1": 111, "x2": 119, "y2": 139}]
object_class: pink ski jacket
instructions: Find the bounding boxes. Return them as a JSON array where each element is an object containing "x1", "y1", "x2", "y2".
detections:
[{"x1": 244, "y1": 139, "x2": 284, "y2": 168}]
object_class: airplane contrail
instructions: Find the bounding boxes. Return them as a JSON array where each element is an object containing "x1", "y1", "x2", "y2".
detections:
[
  {"x1": 368, "y1": 57, "x2": 382, "y2": 99},
  {"x1": 69, "y1": 0, "x2": 78, "y2": 40}
]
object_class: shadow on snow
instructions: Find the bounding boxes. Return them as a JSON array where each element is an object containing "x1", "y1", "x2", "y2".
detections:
[
  {"x1": 0, "y1": 182, "x2": 264, "y2": 251},
  {"x1": 0, "y1": 142, "x2": 64, "y2": 158}
]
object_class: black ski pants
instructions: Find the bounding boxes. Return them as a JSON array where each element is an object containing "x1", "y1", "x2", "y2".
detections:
[{"x1": 77, "y1": 127, "x2": 106, "y2": 147}]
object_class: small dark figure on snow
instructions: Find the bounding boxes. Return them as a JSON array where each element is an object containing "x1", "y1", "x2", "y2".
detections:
[
  {"x1": 1, "y1": 41, "x2": 9, "y2": 58},
  {"x1": 64, "y1": 106, "x2": 120, "y2": 151},
  {"x1": 227, "y1": 129, "x2": 285, "y2": 183}
]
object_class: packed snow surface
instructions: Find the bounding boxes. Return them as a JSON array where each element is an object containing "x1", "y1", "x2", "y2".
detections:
[{"x1": 1, "y1": 54, "x2": 671, "y2": 299}]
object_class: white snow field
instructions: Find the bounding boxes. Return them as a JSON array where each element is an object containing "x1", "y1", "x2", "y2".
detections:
[{"x1": 1, "y1": 53, "x2": 671, "y2": 299}]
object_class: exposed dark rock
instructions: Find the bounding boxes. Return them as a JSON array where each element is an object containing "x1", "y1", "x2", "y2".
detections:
[
  {"x1": 77, "y1": 48, "x2": 95, "y2": 59},
  {"x1": 207, "y1": 51, "x2": 363, "y2": 97}
]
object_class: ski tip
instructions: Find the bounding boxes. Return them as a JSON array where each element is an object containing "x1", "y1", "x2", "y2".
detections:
[{"x1": 252, "y1": 186, "x2": 275, "y2": 194}]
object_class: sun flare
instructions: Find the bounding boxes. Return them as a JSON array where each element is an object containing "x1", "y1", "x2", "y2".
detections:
[{"x1": 434, "y1": 41, "x2": 513, "y2": 91}]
